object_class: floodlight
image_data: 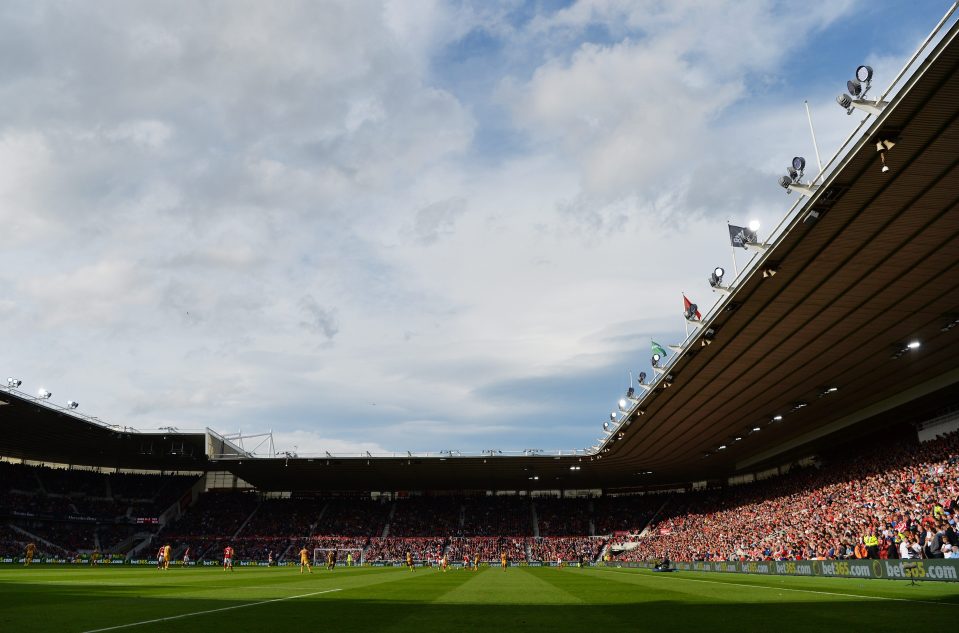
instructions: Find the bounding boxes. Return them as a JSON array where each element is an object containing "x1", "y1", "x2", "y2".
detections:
[
  {"x1": 772, "y1": 415, "x2": 783, "y2": 422},
  {"x1": 734, "y1": 437, "x2": 742, "y2": 442},
  {"x1": 6, "y1": 378, "x2": 21, "y2": 388},
  {"x1": 67, "y1": 400, "x2": 79, "y2": 409},
  {"x1": 709, "y1": 267, "x2": 725, "y2": 288},
  {"x1": 618, "y1": 399, "x2": 628, "y2": 412},
  {"x1": 626, "y1": 386, "x2": 635, "y2": 399},
  {"x1": 748, "y1": 220, "x2": 760, "y2": 232},
  {"x1": 637, "y1": 372, "x2": 647, "y2": 385},
  {"x1": 718, "y1": 445, "x2": 727, "y2": 450},
  {"x1": 609, "y1": 412, "x2": 617, "y2": 422},
  {"x1": 907, "y1": 340, "x2": 921, "y2": 349},
  {"x1": 38, "y1": 388, "x2": 52, "y2": 399},
  {"x1": 683, "y1": 301, "x2": 699, "y2": 321},
  {"x1": 702, "y1": 328, "x2": 716, "y2": 346},
  {"x1": 778, "y1": 157, "x2": 817, "y2": 196},
  {"x1": 603, "y1": 421, "x2": 611, "y2": 432},
  {"x1": 651, "y1": 353, "x2": 661, "y2": 367},
  {"x1": 752, "y1": 427, "x2": 761, "y2": 432},
  {"x1": 837, "y1": 65, "x2": 886, "y2": 115}
]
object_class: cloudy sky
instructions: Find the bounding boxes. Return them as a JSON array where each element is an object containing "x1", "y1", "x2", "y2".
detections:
[{"x1": 0, "y1": 0, "x2": 949, "y2": 455}]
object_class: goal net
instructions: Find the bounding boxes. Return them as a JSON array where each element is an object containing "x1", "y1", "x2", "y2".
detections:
[{"x1": 313, "y1": 548, "x2": 363, "y2": 567}]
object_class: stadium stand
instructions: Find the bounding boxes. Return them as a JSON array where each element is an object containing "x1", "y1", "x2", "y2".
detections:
[{"x1": 617, "y1": 430, "x2": 959, "y2": 562}]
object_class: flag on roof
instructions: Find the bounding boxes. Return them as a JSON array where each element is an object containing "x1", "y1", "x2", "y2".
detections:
[
  {"x1": 728, "y1": 223, "x2": 758, "y2": 249},
  {"x1": 651, "y1": 341, "x2": 667, "y2": 357},
  {"x1": 683, "y1": 294, "x2": 701, "y2": 321}
]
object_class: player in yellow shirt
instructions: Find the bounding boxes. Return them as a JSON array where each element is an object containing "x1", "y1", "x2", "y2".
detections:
[
  {"x1": 406, "y1": 551, "x2": 414, "y2": 571},
  {"x1": 299, "y1": 546, "x2": 312, "y2": 574},
  {"x1": 24, "y1": 542, "x2": 36, "y2": 566},
  {"x1": 501, "y1": 552, "x2": 508, "y2": 571},
  {"x1": 473, "y1": 554, "x2": 479, "y2": 572},
  {"x1": 440, "y1": 554, "x2": 448, "y2": 572},
  {"x1": 163, "y1": 544, "x2": 172, "y2": 570}
]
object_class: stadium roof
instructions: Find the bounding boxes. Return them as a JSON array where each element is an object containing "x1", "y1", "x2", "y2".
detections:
[
  {"x1": 3, "y1": 14, "x2": 959, "y2": 492},
  {"x1": 0, "y1": 389, "x2": 209, "y2": 471}
]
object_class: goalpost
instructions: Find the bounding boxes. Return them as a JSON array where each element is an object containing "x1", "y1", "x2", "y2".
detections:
[{"x1": 313, "y1": 548, "x2": 364, "y2": 567}]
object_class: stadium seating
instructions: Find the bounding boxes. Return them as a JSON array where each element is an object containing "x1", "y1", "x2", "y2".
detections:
[
  {"x1": 617, "y1": 431, "x2": 959, "y2": 562},
  {"x1": 5, "y1": 429, "x2": 957, "y2": 564}
]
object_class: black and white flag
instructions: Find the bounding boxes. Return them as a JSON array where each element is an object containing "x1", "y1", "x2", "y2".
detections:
[{"x1": 728, "y1": 224, "x2": 758, "y2": 249}]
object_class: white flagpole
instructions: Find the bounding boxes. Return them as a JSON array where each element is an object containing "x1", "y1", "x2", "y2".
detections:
[
  {"x1": 683, "y1": 293, "x2": 689, "y2": 338},
  {"x1": 804, "y1": 100, "x2": 824, "y2": 177}
]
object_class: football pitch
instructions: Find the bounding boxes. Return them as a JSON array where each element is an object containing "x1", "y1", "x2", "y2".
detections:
[{"x1": 1, "y1": 565, "x2": 958, "y2": 632}]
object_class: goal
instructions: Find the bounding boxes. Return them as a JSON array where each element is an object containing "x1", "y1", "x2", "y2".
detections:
[{"x1": 313, "y1": 548, "x2": 364, "y2": 567}]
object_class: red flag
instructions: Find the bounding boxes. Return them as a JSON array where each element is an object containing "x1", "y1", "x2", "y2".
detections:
[{"x1": 683, "y1": 294, "x2": 701, "y2": 320}]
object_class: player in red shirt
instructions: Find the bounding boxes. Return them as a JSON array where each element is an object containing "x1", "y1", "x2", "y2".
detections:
[{"x1": 223, "y1": 545, "x2": 234, "y2": 571}]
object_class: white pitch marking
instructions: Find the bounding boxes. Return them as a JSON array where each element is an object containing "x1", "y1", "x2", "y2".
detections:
[
  {"x1": 589, "y1": 568, "x2": 957, "y2": 607},
  {"x1": 79, "y1": 587, "x2": 342, "y2": 632}
]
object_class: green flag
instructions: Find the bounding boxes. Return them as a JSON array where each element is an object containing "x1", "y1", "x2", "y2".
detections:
[{"x1": 651, "y1": 341, "x2": 667, "y2": 357}]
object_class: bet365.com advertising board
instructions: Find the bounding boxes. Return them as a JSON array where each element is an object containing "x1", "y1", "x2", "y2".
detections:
[{"x1": 624, "y1": 559, "x2": 959, "y2": 581}]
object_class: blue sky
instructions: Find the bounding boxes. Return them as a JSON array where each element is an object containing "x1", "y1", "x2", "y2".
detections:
[{"x1": 0, "y1": 0, "x2": 952, "y2": 456}]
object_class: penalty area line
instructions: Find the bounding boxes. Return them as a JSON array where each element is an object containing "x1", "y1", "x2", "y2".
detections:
[{"x1": 79, "y1": 587, "x2": 342, "y2": 633}]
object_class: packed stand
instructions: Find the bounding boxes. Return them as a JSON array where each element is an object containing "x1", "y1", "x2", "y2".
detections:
[
  {"x1": 364, "y1": 537, "x2": 446, "y2": 562},
  {"x1": 0, "y1": 462, "x2": 42, "y2": 491},
  {"x1": 163, "y1": 490, "x2": 259, "y2": 540},
  {"x1": 313, "y1": 498, "x2": 390, "y2": 537},
  {"x1": 535, "y1": 497, "x2": 592, "y2": 536},
  {"x1": 623, "y1": 430, "x2": 959, "y2": 562},
  {"x1": 237, "y1": 497, "x2": 324, "y2": 539},
  {"x1": 11, "y1": 520, "x2": 92, "y2": 553},
  {"x1": 388, "y1": 497, "x2": 462, "y2": 537},
  {"x1": 446, "y1": 536, "x2": 528, "y2": 562},
  {"x1": 528, "y1": 536, "x2": 605, "y2": 563},
  {"x1": 592, "y1": 494, "x2": 664, "y2": 535},
  {"x1": 37, "y1": 467, "x2": 107, "y2": 497},
  {"x1": 462, "y1": 496, "x2": 532, "y2": 536}
]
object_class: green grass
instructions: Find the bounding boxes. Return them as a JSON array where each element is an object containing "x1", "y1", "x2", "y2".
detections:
[{"x1": 1, "y1": 564, "x2": 958, "y2": 632}]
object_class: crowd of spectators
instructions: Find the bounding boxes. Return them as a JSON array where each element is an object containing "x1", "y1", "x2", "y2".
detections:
[
  {"x1": 0, "y1": 462, "x2": 42, "y2": 491},
  {"x1": 622, "y1": 430, "x2": 959, "y2": 562},
  {"x1": 364, "y1": 537, "x2": 446, "y2": 562},
  {"x1": 446, "y1": 536, "x2": 528, "y2": 562},
  {"x1": 528, "y1": 536, "x2": 606, "y2": 562},
  {"x1": 7, "y1": 426, "x2": 959, "y2": 566},
  {"x1": 164, "y1": 490, "x2": 259, "y2": 539},
  {"x1": 37, "y1": 467, "x2": 106, "y2": 497},
  {"x1": 462, "y1": 496, "x2": 531, "y2": 536},
  {"x1": 11, "y1": 520, "x2": 92, "y2": 552},
  {"x1": 237, "y1": 497, "x2": 324, "y2": 538},
  {"x1": 535, "y1": 498, "x2": 592, "y2": 536},
  {"x1": 388, "y1": 497, "x2": 462, "y2": 537},
  {"x1": 313, "y1": 498, "x2": 390, "y2": 537},
  {"x1": 592, "y1": 494, "x2": 663, "y2": 535},
  {"x1": 97, "y1": 524, "x2": 139, "y2": 552}
]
